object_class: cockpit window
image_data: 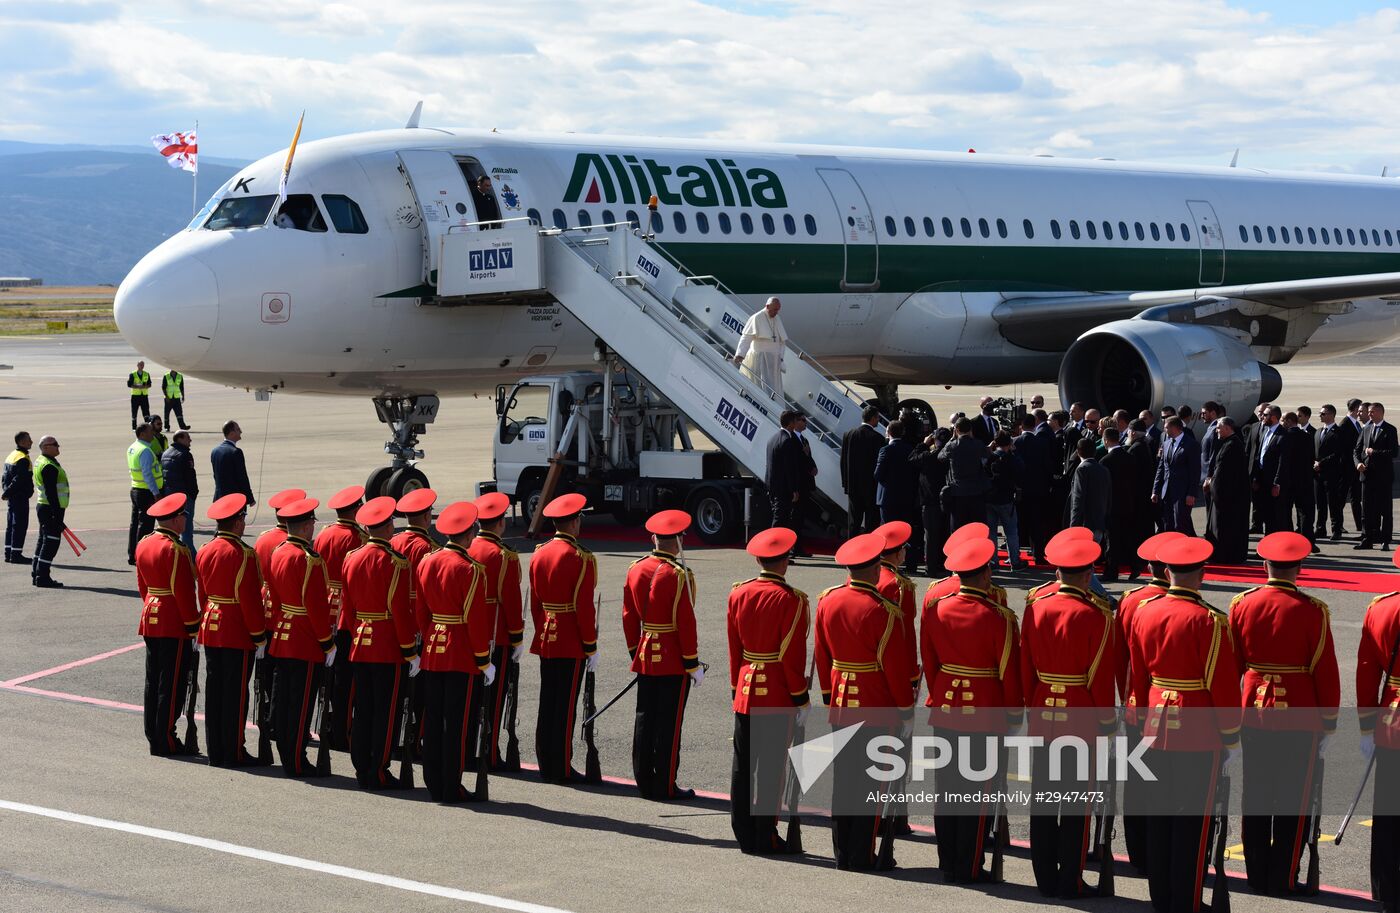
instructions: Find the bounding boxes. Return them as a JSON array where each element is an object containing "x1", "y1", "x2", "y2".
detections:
[
  {"x1": 272, "y1": 194, "x2": 327, "y2": 232},
  {"x1": 322, "y1": 195, "x2": 369, "y2": 234},
  {"x1": 205, "y1": 195, "x2": 276, "y2": 230}
]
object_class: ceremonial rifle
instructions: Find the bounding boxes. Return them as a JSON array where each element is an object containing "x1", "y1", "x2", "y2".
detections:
[
  {"x1": 314, "y1": 674, "x2": 332, "y2": 776},
  {"x1": 582, "y1": 593, "x2": 603, "y2": 783},
  {"x1": 1304, "y1": 754, "x2": 1323, "y2": 893},
  {"x1": 1335, "y1": 622, "x2": 1400, "y2": 845},
  {"x1": 397, "y1": 674, "x2": 415, "y2": 789},
  {"x1": 1096, "y1": 740, "x2": 1116, "y2": 897},
  {"x1": 782, "y1": 661, "x2": 817, "y2": 855},
  {"x1": 182, "y1": 647, "x2": 200, "y2": 755},
  {"x1": 254, "y1": 652, "x2": 274, "y2": 763},
  {"x1": 503, "y1": 579, "x2": 528, "y2": 771},
  {"x1": 474, "y1": 587, "x2": 504, "y2": 801},
  {"x1": 1210, "y1": 774, "x2": 1231, "y2": 913}
]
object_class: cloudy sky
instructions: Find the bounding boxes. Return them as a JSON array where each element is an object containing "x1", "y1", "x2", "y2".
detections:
[{"x1": 2, "y1": 0, "x2": 1397, "y2": 173}]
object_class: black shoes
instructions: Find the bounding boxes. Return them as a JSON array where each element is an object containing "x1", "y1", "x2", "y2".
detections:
[
  {"x1": 1354, "y1": 541, "x2": 1373, "y2": 550},
  {"x1": 33, "y1": 578, "x2": 63, "y2": 588}
]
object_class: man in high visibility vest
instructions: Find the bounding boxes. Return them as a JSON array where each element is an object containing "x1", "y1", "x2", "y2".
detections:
[
  {"x1": 3, "y1": 430, "x2": 34, "y2": 564},
  {"x1": 161, "y1": 368, "x2": 190, "y2": 430},
  {"x1": 30, "y1": 435, "x2": 67, "y2": 588},
  {"x1": 127, "y1": 360, "x2": 152, "y2": 431},
  {"x1": 127, "y1": 423, "x2": 164, "y2": 566},
  {"x1": 148, "y1": 417, "x2": 169, "y2": 461}
]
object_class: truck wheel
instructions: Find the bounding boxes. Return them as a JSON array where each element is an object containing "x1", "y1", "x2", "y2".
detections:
[
  {"x1": 364, "y1": 467, "x2": 393, "y2": 500},
  {"x1": 688, "y1": 486, "x2": 738, "y2": 544},
  {"x1": 384, "y1": 465, "x2": 429, "y2": 500},
  {"x1": 516, "y1": 482, "x2": 544, "y2": 528}
]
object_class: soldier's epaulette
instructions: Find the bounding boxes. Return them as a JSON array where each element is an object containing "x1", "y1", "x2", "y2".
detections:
[
  {"x1": 1369, "y1": 591, "x2": 1400, "y2": 607},
  {"x1": 1122, "y1": 583, "x2": 1148, "y2": 599},
  {"x1": 1229, "y1": 587, "x2": 1262, "y2": 608},
  {"x1": 1090, "y1": 593, "x2": 1115, "y2": 615},
  {"x1": 1028, "y1": 581, "x2": 1052, "y2": 598},
  {"x1": 792, "y1": 586, "x2": 808, "y2": 604},
  {"x1": 818, "y1": 584, "x2": 844, "y2": 600},
  {"x1": 629, "y1": 555, "x2": 653, "y2": 569},
  {"x1": 1138, "y1": 592, "x2": 1169, "y2": 608},
  {"x1": 731, "y1": 576, "x2": 757, "y2": 590},
  {"x1": 1307, "y1": 594, "x2": 1330, "y2": 614}
]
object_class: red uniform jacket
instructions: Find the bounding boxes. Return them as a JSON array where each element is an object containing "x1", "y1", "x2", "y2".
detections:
[
  {"x1": 925, "y1": 575, "x2": 1009, "y2": 614},
  {"x1": 136, "y1": 529, "x2": 199, "y2": 639},
  {"x1": 629, "y1": 553, "x2": 700, "y2": 676},
  {"x1": 1020, "y1": 584, "x2": 1119, "y2": 740},
  {"x1": 878, "y1": 561, "x2": 921, "y2": 692},
  {"x1": 623, "y1": 553, "x2": 666, "y2": 660},
  {"x1": 1229, "y1": 580, "x2": 1340, "y2": 732},
  {"x1": 254, "y1": 526, "x2": 288, "y2": 627},
  {"x1": 1358, "y1": 591, "x2": 1400, "y2": 750},
  {"x1": 468, "y1": 530, "x2": 525, "y2": 649},
  {"x1": 267, "y1": 537, "x2": 335, "y2": 663},
  {"x1": 343, "y1": 538, "x2": 419, "y2": 664},
  {"x1": 314, "y1": 519, "x2": 367, "y2": 630},
  {"x1": 416, "y1": 542, "x2": 492, "y2": 674},
  {"x1": 1117, "y1": 578, "x2": 1169, "y2": 714},
  {"x1": 390, "y1": 526, "x2": 436, "y2": 621},
  {"x1": 727, "y1": 572, "x2": 809, "y2": 712},
  {"x1": 528, "y1": 533, "x2": 598, "y2": 659},
  {"x1": 1127, "y1": 588, "x2": 1242, "y2": 751},
  {"x1": 814, "y1": 579, "x2": 916, "y2": 714},
  {"x1": 920, "y1": 584, "x2": 1022, "y2": 732},
  {"x1": 196, "y1": 532, "x2": 267, "y2": 651}
]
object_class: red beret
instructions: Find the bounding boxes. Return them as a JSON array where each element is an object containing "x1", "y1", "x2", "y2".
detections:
[
  {"x1": 834, "y1": 532, "x2": 885, "y2": 568},
  {"x1": 542, "y1": 492, "x2": 587, "y2": 519},
  {"x1": 946, "y1": 537, "x2": 996, "y2": 574},
  {"x1": 943, "y1": 521, "x2": 989, "y2": 555},
  {"x1": 1137, "y1": 531, "x2": 1185, "y2": 563},
  {"x1": 437, "y1": 501, "x2": 479, "y2": 536},
  {"x1": 1046, "y1": 538, "x2": 1102, "y2": 570},
  {"x1": 1157, "y1": 536, "x2": 1214, "y2": 567},
  {"x1": 267, "y1": 488, "x2": 307, "y2": 510},
  {"x1": 747, "y1": 527, "x2": 796, "y2": 559},
  {"x1": 646, "y1": 509, "x2": 691, "y2": 536},
  {"x1": 328, "y1": 485, "x2": 365, "y2": 511},
  {"x1": 1048, "y1": 526, "x2": 1094, "y2": 548},
  {"x1": 356, "y1": 496, "x2": 398, "y2": 528},
  {"x1": 396, "y1": 487, "x2": 437, "y2": 515},
  {"x1": 148, "y1": 492, "x2": 187, "y2": 519},
  {"x1": 276, "y1": 497, "x2": 319, "y2": 523},
  {"x1": 206, "y1": 493, "x2": 247, "y2": 521},
  {"x1": 474, "y1": 492, "x2": 510, "y2": 522},
  {"x1": 875, "y1": 520, "x2": 912, "y2": 552},
  {"x1": 1257, "y1": 531, "x2": 1311, "y2": 564}
]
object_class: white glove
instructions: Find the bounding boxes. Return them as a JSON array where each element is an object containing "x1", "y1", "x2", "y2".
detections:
[
  {"x1": 255, "y1": 643, "x2": 267, "y2": 660},
  {"x1": 484, "y1": 663, "x2": 497, "y2": 686},
  {"x1": 1319, "y1": 732, "x2": 1334, "y2": 755},
  {"x1": 191, "y1": 638, "x2": 202, "y2": 655},
  {"x1": 324, "y1": 645, "x2": 337, "y2": 668},
  {"x1": 795, "y1": 703, "x2": 810, "y2": 727},
  {"x1": 1361, "y1": 732, "x2": 1376, "y2": 761},
  {"x1": 585, "y1": 652, "x2": 599, "y2": 674},
  {"x1": 688, "y1": 665, "x2": 704, "y2": 688},
  {"x1": 408, "y1": 655, "x2": 421, "y2": 678},
  {"x1": 1222, "y1": 745, "x2": 1239, "y2": 770},
  {"x1": 510, "y1": 642, "x2": 526, "y2": 663}
]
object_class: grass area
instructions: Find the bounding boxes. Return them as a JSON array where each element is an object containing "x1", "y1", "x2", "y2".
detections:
[{"x1": 0, "y1": 286, "x2": 117, "y2": 335}]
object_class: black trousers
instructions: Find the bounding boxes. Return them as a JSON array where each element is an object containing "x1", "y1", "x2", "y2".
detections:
[
  {"x1": 1122, "y1": 727, "x2": 1150, "y2": 872},
  {"x1": 273, "y1": 657, "x2": 324, "y2": 777},
  {"x1": 350, "y1": 661, "x2": 408, "y2": 789},
  {"x1": 1282, "y1": 485, "x2": 1316, "y2": 544},
  {"x1": 934, "y1": 731, "x2": 996, "y2": 882},
  {"x1": 204, "y1": 645, "x2": 255, "y2": 768},
  {"x1": 536, "y1": 657, "x2": 585, "y2": 782},
  {"x1": 483, "y1": 644, "x2": 515, "y2": 769},
  {"x1": 1362, "y1": 471, "x2": 1394, "y2": 545},
  {"x1": 1373, "y1": 747, "x2": 1399, "y2": 912},
  {"x1": 163, "y1": 397, "x2": 188, "y2": 429},
  {"x1": 831, "y1": 723, "x2": 887, "y2": 871},
  {"x1": 846, "y1": 488, "x2": 878, "y2": 537},
  {"x1": 4, "y1": 495, "x2": 28, "y2": 559},
  {"x1": 31, "y1": 504, "x2": 62, "y2": 582},
  {"x1": 129, "y1": 488, "x2": 155, "y2": 561},
  {"x1": 143, "y1": 636, "x2": 192, "y2": 756},
  {"x1": 1350, "y1": 470, "x2": 1366, "y2": 532},
  {"x1": 632, "y1": 673, "x2": 691, "y2": 799},
  {"x1": 922, "y1": 500, "x2": 948, "y2": 575},
  {"x1": 253, "y1": 651, "x2": 277, "y2": 760},
  {"x1": 1029, "y1": 746, "x2": 1093, "y2": 897},
  {"x1": 325, "y1": 628, "x2": 354, "y2": 750},
  {"x1": 947, "y1": 493, "x2": 986, "y2": 532},
  {"x1": 1020, "y1": 493, "x2": 1051, "y2": 562},
  {"x1": 1241, "y1": 728, "x2": 1318, "y2": 894},
  {"x1": 1315, "y1": 474, "x2": 1347, "y2": 537},
  {"x1": 730, "y1": 711, "x2": 795, "y2": 854},
  {"x1": 130, "y1": 395, "x2": 150, "y2": 429},
  {"x1": 421, "y1": 670, "x2": 484, "y2": 802},
  {"x1": 1142, "y1": 747, "x2": 1220, "y2": 913}
]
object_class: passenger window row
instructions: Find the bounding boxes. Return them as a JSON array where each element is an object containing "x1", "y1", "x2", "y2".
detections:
[
  {"x1": 531, "y1": 208, "x2": 820, "y2": 238},
  {"x1": 1236, "y1": 224, "x2": 1394, "y2": 248},
  {"x1": 881, "y1": 214, "x2": 1195, "y2": 245}
]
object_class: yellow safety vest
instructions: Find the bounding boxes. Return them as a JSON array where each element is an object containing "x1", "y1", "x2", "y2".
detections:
[
  {"x1": 163, "y1": 372, "x2": 183, "y2": 399},
  {"x1": 33, "y1": 455, "x2": 69, "y2": 508},
  {"x1": 129, "y1": 370, "x2": 151, "y2": 396},
  {"x1": 128, "y1": 440, "x2": 164, "y2": 491}
]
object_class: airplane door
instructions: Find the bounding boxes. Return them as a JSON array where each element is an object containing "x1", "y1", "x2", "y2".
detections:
[
  {"x1": 817, "y1": 168, "x2": 880, "y2": 292},
  {"x1": 1186, "y1": 200, "x2": 1225, "y2": 286},
  {"x1": 396, "y1": 150, "x2": 478, "y2": 285}
]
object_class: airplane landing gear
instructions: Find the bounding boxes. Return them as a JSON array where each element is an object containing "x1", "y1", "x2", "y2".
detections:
[
  {"x1": 365, "y1": 395, "x2": 439, "y2": 500},
  {"x1": 866, "y1": 384, "x2": 939, "y2": 431}
]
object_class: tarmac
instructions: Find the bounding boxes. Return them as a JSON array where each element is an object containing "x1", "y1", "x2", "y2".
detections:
[{"x1": 0, "y1": 333, "x2": 1394, "y2": 912}]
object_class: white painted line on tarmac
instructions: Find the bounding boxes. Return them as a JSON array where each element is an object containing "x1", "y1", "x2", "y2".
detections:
[{"x1": 0, "y1": 799, "x2": 579, "y2": 913}]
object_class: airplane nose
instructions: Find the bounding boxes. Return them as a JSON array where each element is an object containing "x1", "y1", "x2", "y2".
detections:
[{"x1": 114, "y1": 247, "x2": 219, "y2": 369}]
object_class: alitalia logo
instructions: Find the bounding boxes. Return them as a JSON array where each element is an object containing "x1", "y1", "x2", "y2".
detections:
[{"x1": 563, "y1": 153, "x2": 787, "y2": 209}]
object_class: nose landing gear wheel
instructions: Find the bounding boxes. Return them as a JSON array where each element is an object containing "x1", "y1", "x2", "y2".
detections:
[
  {"x1": 365, "y1": 467, "x2": 393, "y2": 501},
  {"x1": 385, "y1": 465, "x2": 429, "y2": 501}
]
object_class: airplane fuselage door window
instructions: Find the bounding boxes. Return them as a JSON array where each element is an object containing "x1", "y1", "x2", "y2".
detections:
[
  {"x1": 1187, "y1": 199, "x2": 1226, "y2": 286},
  {"x1": 396, "y1": 150, "x2": 480, "y2": 284},
  {"x1": 817, "y1": 168, "x2": 880, "y2": 292}
]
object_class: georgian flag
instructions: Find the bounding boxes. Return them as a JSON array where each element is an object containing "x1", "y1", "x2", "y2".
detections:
[{"x1": 151, "y1": 130, "x2": 197, "y2": 173}]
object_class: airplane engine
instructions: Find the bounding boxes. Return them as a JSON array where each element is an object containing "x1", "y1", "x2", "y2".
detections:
[{"x1": 1058, "y1": 320, "x2": 1282, "y2": 420}]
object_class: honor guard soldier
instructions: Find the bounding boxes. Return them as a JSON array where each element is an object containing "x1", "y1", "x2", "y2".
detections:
[
  {"x1": 135, "y1": 493, "x2": 199, "y2": 756},
  {"x1": 1356, "y1": 551, "x2": 1400, "y2": 913},
  {"x1": 814, "y1": 532, "x2": 917, "y2": 871},
  {"x1": 267, "y1": 497, "x2": 335, "y2": 777},
  {"x1": 921, "y1": 537, "x2": 1022, "y2": 883},
  {"x1": 1126, "y1": 536, "x2": 1242, "y2": 913},
  {"x1": 416, "y1": 501, "x2": 494, "y2": 802},
  {"x1": 1230, "y1": 531, "x2": 1340, "y2": 895},
  {"x1": 252, "y1": 488, "x2": 305, "y2": 758},
  {"x1": 727, "y1": 527, "x2": 809, "y2": 855},
  {"x1": 1021, "y1": 535, "x2": 1120, "y2": 898},
  {"x1": 875, "y1": 520, "x2": 921, "y2": 692},
  {"x1": 924, "y1": 522, "x2": 1008, "y2": 607},
  {"x1": 469, "y1": 492, "x2": 525, "y2": 770},
  {"x1": 197, "y1": 494, "x2": 268, "y2": 768},
  {"x1": 624, "y1": 509, "x2": 703, "y2": 800},
  {"x1": 392, "y1": 488, "x2": 438, "y2": 753},
  {"x1": 530, "y1": 493, "x2": 599, "y2": 783},
  {"x1": 343, "y1": 496, "x2": 420, "y2": 789},
  {"x1": 316, "y1": 485, "x2": 367, "y2": 749}
]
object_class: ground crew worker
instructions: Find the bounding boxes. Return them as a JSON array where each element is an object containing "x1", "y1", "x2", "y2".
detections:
[
  {"x1": 4, "y1": 431, "x2": 33, "y2": 565},
  {"x1": 127, "y1": 423, "x2": 164, "y2": 565},
  {"x1": 1021, "y1": 535, "x2": 1119, "y2": 898},
  {"x1": 1356, "y1": 551, "x2": 1400, "y2": 913},
  {"x1": 874, "y1": 519, "x2": 920, "y2": 836},
  {"x1": 315, "y1": 485, "x2": 367, "y2": 750},
  {"x1": 624, "y1": 509, "x2": 702, "y2": 800},
  {"x1": 814, "y1": 531, "x2": 917, "y2": 871},
  {"x1": 162, "y1": 368, "x2": 190, "y2": 430},
  {"x1": 416, "y1": 501, "x2": 493, "y2": 802},
  {"x1": 921, "y1": 536, "x2": 1022, "y2": 883},
  {"x1": 1126, "y1": 536, "x2": 1242, "y2": 913},
  {"x1": 196, "y1": 494, "x2": 267, "y2": 768},
  {"x1": 1230, "y1": 530, "x2": 1340, "y2": 895},
  {"x1": 727, "y1": 526, "x2": 808, "y2": 855},
  {"x1": 134, "y1": 492, "x2": 198, "y2": 756},
  {"x1": 469, "y1": 492, "x2": 525, "y2": 770},
  {"x1": 29, "y1": 435, "x2": 66, "y2": 588},
  {"x1": 128, "y1": 359, "x2": 152, "y2": 430},
  {"x1": 149, "y1": 416, "x2": 169, "y2": 460},
  {"x1": 923, "y1": 522, "x2": 1007, "y2": 606},
  {"x1": 529, "y1": 493, "x2": 598, "y2": 784},
  {"x1": 392, "y1": 488, "x2": 438, "y2": 755},
  {"x1": 344, "y1": 496, "x2": 419, "y2": 789},
  {"x1": 252, "y1": 488, "x2": 306, "y2": 758},
  {"x1": 267, "y1": 497, "x2": 335, "y2": 777}
]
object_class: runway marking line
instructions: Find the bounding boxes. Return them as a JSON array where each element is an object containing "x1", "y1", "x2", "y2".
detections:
[
  {"x1": 1, "y1": 642, "x2": 143, "y2": 687},
  {"x1": 0, "y1": 798, "x2": 577, "y2": 913}
]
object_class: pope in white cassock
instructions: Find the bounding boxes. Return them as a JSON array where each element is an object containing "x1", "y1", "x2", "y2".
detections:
[{"x1": 732, "y1": 296, "x2": 787, "y2": 400}]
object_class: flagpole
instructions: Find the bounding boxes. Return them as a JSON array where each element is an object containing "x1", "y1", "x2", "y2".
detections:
[{"x1": 192, "y1": 120, "x2": 199, "y2": 216}]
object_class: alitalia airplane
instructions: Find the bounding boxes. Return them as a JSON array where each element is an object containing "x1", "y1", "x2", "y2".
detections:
[{"x1": 115, "y1": 119, "x2": 1400, "y2": 496}]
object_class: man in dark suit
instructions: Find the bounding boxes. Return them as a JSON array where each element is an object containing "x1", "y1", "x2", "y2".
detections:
[
  {"x1": 1354, "y1": 402, "x2": 1397, "y2": 549},
  {"x1": 1314, "y1": 404, "x2": 1350, "y2": 541},
  {"x1": 938, "y1": 417, "x2": 991, "y2": 529},
  {"x1": 911, "y1": 427, "x2": 952, "y2": 575},
  {"x1": 1342, "y1": 397, "x2": 1365, "y2": 535},
  {"x1": 792, "y1": 413, "x2": 818, "y2": 554},
  {"x1": 874, "y1": 420, "x2": 917, "y2": 527},
  {"x1": 1125, "y1": 420, "x2": 1157, "y2": 544},
  {"x1": 1068, "y1": 437, "x2": 1110, "y2": 543},
  {"x1": 970, "y1": 397, "x2": 999, "y2": 443},
  {"x1": 1100, "y1": 427, "x2": 1138, "y2": 580},
  {"x1": 765, "y1": 410, "x2": 805, "y2": 549},
  {"x1": 1244, "y1": 402, "x2": 1271, "y2": 532},
  {"x1": 841, "y1": 405, "x2": 885, "y2": 536},
  {"x1": 1015, "y1": 413, "x2": 1051, "y2": 564},
  {"x1": 1152, "y1": 416, "x2": 1200, "y2": 533},
  {"x1": 1199, "y1": 401, "x2": 1223, "y2": 486},
  {"x1": 1204, "y1": 417, "x2": 1250, "y2": 563},
  {"x1": 210, "y1": 420, "x2": 254, "y2": 505},
  {"x1": 1250, "y1": 405, "x2": 1287, "y2": 533},
  {"x1": 1279, "y1": 412, "x2": 1317, "y2": 548}
]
